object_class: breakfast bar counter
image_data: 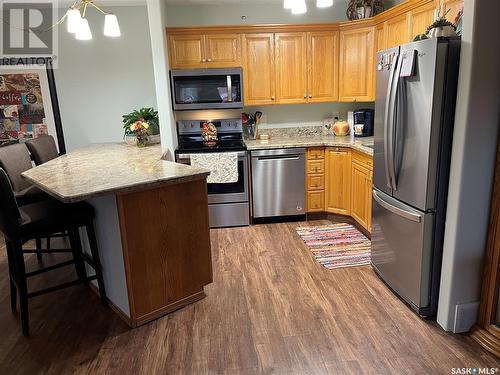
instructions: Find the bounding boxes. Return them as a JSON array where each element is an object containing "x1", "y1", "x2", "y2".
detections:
[{"x1": 22, "y1": 143, "x2": 212, "y2": 327}]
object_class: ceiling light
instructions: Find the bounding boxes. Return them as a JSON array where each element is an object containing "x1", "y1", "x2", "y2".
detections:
[
  {"x1": 284, "y1": 0, "x2": 294, "y2": 9},
  {"x1": 104, "y1": 14, "x2": 121, "y2": 37},
  {"x1": 292, "y1": 0, "x2": 307, "y2": 14},
  {"x1": 67, "y1": 8, "x2": 82, "y2": 33},
  {"x1": 75, "y1": 18, "x2": 92, "y2": 40},
  {"x1": 317, "y1": 0, "x2": 334, "y2": 8}
]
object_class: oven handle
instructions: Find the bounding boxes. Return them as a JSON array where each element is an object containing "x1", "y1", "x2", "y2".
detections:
[{"x1": 177, "y1": 151, "x2": 248, "y2": 160}]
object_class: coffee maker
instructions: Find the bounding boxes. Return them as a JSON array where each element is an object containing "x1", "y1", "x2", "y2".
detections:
[{"x1": 353, "y1": 109, "x2": 374, "y2": 137}]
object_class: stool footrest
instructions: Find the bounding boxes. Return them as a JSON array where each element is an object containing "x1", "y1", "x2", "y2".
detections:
[{"x1": 25, "y1": 259, "x2": 75, "y2": 278}]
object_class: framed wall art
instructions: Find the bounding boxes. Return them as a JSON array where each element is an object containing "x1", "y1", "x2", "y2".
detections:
[{"x1": 0, "y1": 57, "x2": 66, "y2": 153}]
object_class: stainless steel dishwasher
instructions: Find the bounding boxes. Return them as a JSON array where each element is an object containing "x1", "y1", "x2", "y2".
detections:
[{"x1": 251, "y1": 148, "x2": 306, "y2": 219}]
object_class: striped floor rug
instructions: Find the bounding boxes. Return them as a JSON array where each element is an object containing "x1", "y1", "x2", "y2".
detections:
[{"x1": 296, "y1": 224, "x2": 371, "y2": 270}]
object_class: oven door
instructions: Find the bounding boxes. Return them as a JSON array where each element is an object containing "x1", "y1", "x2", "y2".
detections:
[
  {"x1": 176, "y1": 151, "x2": 249, "y2": 204},
  {"x1": 170, "y1": 68, "x2": 244, "y2": 110}
]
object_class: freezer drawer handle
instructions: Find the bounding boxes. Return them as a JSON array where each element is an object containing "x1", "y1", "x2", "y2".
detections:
[{"x1": 373, "y1": 190, "x2": 422, "y2": 223}]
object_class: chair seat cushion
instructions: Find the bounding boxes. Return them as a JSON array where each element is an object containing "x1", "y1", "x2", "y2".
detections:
[
  {"x1": 19, "y1": 200, "x2": 94, "y2": 240},
  {"x1": 15, "y1": 185, "x2": 51, "y2": 206}
]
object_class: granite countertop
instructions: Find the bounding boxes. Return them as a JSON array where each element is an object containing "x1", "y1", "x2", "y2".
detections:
[
  {"x1": 244, "y1": 135, "x2": 374, "y2": 155},
  {"x1": 22, "y1": 143, "x2": 210, "y2": 203}
]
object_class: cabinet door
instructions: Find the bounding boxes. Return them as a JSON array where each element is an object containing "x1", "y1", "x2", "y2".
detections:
[
  {"x1": 242, "y1": 34, "x2": 276, "y2": 106},
  {"x1": 386, "y1": 13, "x2": 410, "y2": 49},
  {"x1": 339, "y1": 27, "x2": 375, "y2": 102},
  {"x1": 168, "y1": 34, "x2": 205, "y2": 69},
  {"x1": 275, "y1": 32, "x2": 308, "y2": 104},
  {"x1": 325, "y1": 147, "x2": 351, "y2": 215},
  {"x1": 351, "y1": 161, "x2": 371, "y2": 230},
  {"x1": 444, "y1": 0, "x2": 464, "y2": 23},
  {"x1": 409, "y1": 2, "x2": 435, "y2": 40},
  {"x1": 308, "y1": 31, "x2": 338, "y2": 103},
  {"x1": 205, "y1": 34, "x2": 241, "y2": 67},
  {"x1": 367, "y1": 170, "x2": 373, "y2": 232},
  {"x1": 308, "y1": 191, "x2": 325, "y2": 212},
  {"x1": 375, "y1": 22, "x2": 386, "y2": 53}
]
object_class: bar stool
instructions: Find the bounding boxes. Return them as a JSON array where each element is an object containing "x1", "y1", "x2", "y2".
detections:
[
  {"x1": 25, "y1": 136, "x2": 65, "y2": 250},
  {"x1": 0, "y1": 168, "x2": 107, "y2": 336},
  {"x1": 25, "y1": 135, "x2": 59, "y2": 166}
]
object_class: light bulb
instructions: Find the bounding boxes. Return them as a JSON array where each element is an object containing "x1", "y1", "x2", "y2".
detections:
[
  {"x1": 292, "y1": 0, "x2": 307, "y2": 14},
  {"x1": 317, "y1": 0, "x2": 334, "y2": 8},
  {"x1": 284, "y1": 0, "x2": 294, "y2": 9},
  {"x1": 67, "y1": 8, "x2": 82, "y2": 34},
  {"x1": 76, "y1": 18, "x2": 92, "y2": 40},
  {"x1": 104, "y1": 14, "x2": 121, "y2": 37}
]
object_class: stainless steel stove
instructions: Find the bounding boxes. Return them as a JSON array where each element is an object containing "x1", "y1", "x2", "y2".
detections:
[{"x1": 175, "y1": 118, "x2": 250, "y2": 228}]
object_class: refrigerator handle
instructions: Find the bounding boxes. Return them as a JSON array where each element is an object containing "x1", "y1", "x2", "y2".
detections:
[
  {"x1": 393, "y1": 75, "x2": 408, "y2": 190},
  {"x1": 384, "y1": 53, "x2": 399, "y2": 190},
  {"x1": 388, "y1": 55, "x2": 404, "y2": 191},
  {"x1": 373, "y1": 190, "x2": 422, "y2": 223}
]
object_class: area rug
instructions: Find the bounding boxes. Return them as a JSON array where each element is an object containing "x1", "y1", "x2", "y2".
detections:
[{"x1": 296, "y1": 224, "x2": 371, "y2": 270}]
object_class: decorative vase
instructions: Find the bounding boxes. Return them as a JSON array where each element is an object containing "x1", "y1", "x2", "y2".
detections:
[
  {"x1": 333, "y1": 120, "x2": 350, "y2": 136},
  {"x1": 427, "y1": 25, "x2": 457, "y2": 38},
  {"x1": 136, "y1": 134, "x2": 148, "y2": 148}
]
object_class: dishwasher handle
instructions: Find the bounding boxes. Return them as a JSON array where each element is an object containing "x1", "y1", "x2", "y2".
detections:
[
  {"x1": 251, "y1": 148, "x2": 306, "y2": 158},
  {"x1": 255, "y1": 155, "x2": 301, "y2": 161}
]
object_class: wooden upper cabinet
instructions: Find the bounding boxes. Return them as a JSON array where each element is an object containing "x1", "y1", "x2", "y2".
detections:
[
  {"x1": 168, "y1": 35, "x2": 205, "y2": 69},
  {"x1": 409, "y1": 2, "x2": 436, "y2": 40},
  {"x1": 325, "y1": 147, "x2": 351, "y2": 215},
  {"x1": 308, "y1": 31, "x2": 339, "y2": 103},
  {"x1": 168, "y1": 33, "x2": 241, "y2": 69},
  {"x1": 339, "y1": 26, "x2": 375, "y2": 102},
  {"x1": 275, "y1": 32, "x2": 308, "y2": 104},
  {"x1": 242, "y1": 33, "x2": 276, "y2": 106},
  {"x1": 375, "y1": 22, "x2": 387, "y2": 53},
  {"x1": 204, "y1": 34, "x2": 241, "y2": 67},
  {"x1": 386, "y1": 13, "x2": 410, "y2": 49}
]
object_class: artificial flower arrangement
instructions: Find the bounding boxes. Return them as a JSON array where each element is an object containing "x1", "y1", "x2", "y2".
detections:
[{"x1": 122, "y1": 107, "x2": 160, "y2": 147}]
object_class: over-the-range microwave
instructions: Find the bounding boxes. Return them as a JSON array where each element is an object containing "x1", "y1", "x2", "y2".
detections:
[{"x1": 170, "y1": 68, "x2": 244, "y2": 110}]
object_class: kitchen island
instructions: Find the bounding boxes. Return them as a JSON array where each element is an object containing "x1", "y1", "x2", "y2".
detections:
[{"x1": 22, "y1": 143, "x2": 212, "y2": 327}]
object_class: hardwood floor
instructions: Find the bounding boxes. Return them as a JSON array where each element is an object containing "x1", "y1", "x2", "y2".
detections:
[{"x1": 0, "y1": 220, "x2": 498, "y2": 374}]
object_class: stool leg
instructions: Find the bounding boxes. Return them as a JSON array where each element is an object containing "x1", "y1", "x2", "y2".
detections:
[
  {"x1": 69, "y1": 229, "x2": 87, "y2": 284},
  {"x1": 85, "y1": 223, "x2": 108, "y2": 307},
  {"x1": 5, "y1": 240, "x2": 17, "y2": 312},
  {"x1": 12, "y1": 240, "x2": 29, "y2": 336},
  {"x1": 35, "y1": 237, "x2": 42, "y2": 261},
  {"x1": 46, "y1": 236, "x2": 51, "y2": 250}
]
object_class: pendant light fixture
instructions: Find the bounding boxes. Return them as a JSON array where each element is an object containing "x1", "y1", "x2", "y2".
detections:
[
  {"x1": 292, "y1": 0, "x2": 307, "y2": 14},
  {"x1": 284, "y1": 0, "x2": 334, "y2": 13},
  {"x1": 316, "y1": 0, "x2": 334, "y2": 8},
  {"x1": 64, "y1": 0, "x2": 121, "y2": 41}
]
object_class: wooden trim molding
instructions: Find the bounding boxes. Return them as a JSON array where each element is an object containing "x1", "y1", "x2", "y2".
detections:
[
  {"x1": 166, "y1": 0, "x2": 435, "y2": 36},
  {"x1": 471, "y1": 138, "x2": 500, "y2": 357}
]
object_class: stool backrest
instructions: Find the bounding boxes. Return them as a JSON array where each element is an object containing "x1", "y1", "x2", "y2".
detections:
[
  {"x1": 25, "y1": 135, "x2": 59, "y2": 166},
  {"x1": 0, "y1": 144, "x2": 33, "y2": 192},
  {"x1": 0, "y1": 168, "x2": 21, "y2": 239}
]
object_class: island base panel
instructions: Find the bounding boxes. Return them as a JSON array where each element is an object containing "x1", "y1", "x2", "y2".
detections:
[{"x1": 117, "y1": 179, "x2": 212, "y2": 326}]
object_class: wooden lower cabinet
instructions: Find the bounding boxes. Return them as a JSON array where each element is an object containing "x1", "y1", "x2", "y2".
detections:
[
  {"x1": 325, "y1": 147, "x2": 352, "y2": 215},
  {"x1": 307, "y1": 191, "x2": 325, "y2": 212},
  {"x1": 351, "y1": 161, "x2": 373, "y2": 231},
  {"x1": 306, "y1": 148, "x2": 325, "y2": 212}
]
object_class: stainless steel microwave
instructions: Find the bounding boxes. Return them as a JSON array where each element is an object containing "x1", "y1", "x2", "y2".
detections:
[{"x1": 170, "y1": 68, "x2": 244, "y2": 110}]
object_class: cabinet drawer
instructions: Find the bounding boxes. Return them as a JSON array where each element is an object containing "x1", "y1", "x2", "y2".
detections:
[
  {"x1": 307, "y1": 174, "x2": 325, "y2": 191},
  {"x1": 352, "y1": 150, "x2": 373, "y2": 170},
  {"x1": 307, "y1": 160, "x2": 325, "y2": 174},
  {"x1": 307, "y1": 147, "x2": 325, "y2": 160},
  {"x1": 307, "y1": 191, "x2": 324, "y2": 212}
]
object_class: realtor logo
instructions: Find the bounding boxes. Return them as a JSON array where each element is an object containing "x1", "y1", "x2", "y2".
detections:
[{"x1": 1, "y1": 1, "x2": 58, "y2": 59}]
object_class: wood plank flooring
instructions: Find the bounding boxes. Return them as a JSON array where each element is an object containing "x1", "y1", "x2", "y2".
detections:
[{"x1": 0, "y1": 220, "x2": 498, "y2": 374}]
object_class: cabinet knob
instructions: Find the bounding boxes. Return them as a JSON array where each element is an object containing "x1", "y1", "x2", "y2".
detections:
[
  {"x1": 304, "y1": 94, "x2": 307, "y2": 99},
  {"x1": 202, "y1": 59, "x2": 207, "y2": 62},
  {"x1": 207, "y1": 58, "x2": 212, "y2": 62},
  {"x1": 309, "y1": 94, "x2": 313, "y2": 98},
  {"x1": 271, "y1": 96, "x2": 275, "y2": 100}
]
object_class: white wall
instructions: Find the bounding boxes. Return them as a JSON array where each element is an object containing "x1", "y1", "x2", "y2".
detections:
[
  {"x1": 437, "y1": 0, "x2": 500, "y2": 332},
  {"x1": 56, "y1": 5, "x2": 157, "y2": 151},
  {"x1": 146, "y1": 0, "x2": 177, "y2": 159}
]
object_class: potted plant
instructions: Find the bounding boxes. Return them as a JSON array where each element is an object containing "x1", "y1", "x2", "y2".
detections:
[{"x1": 122, "y1": 107, "x2": 160, "y2": 147}]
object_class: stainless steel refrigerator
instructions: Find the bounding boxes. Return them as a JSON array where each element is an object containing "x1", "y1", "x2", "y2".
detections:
[{"x1": 371, "y1": 38, "x2": 460, "y2": 317}]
